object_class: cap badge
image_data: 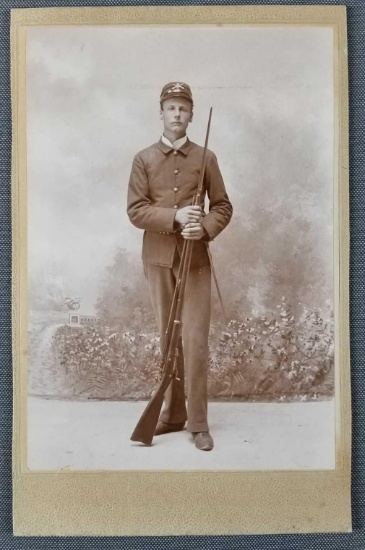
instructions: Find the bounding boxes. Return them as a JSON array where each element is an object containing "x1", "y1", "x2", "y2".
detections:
[{"x1": 171, "y1": 83, "x2": 185, "y2": 92}]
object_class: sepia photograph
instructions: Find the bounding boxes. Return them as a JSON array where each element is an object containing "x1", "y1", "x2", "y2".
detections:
[
  {"x1": 11, "y1": 5, "x2": 351, "y2": 536},
  {"x1": 25, "y1": 23, "x2": 337, "y2": 471}
]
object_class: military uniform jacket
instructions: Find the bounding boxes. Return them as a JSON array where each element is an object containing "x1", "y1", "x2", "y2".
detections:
[{"x1": 127, "y1": 137, "x2": 233, "y2": 268}]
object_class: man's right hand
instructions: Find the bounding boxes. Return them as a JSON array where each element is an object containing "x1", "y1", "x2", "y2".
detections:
[{"x1": 175, "y1": 205, "x2": 202, "y2": 225}]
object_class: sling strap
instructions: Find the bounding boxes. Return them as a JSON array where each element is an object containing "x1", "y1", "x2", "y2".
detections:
[{"x1": 205, "y1": 242, "x2": 226, "y2": 321}]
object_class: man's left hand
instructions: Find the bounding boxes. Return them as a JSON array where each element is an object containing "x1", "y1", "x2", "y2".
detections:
[{"x1": 181, "y1": 222, "x2": 205, "y2": 240}]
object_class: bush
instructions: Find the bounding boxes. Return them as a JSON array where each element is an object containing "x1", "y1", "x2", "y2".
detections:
[
  {"x1": 208, "y1": 297, "x2": 334, "y2": 400},
  {"x1": 52, "y1": 297, "x2": 334, "y2": 401},
  {"x1": 53, "y1": 324, "x2": 160, "y2": 399}
]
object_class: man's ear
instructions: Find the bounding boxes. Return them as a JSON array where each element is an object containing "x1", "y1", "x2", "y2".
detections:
[
  {"x1": 189, "y1": 110, "x2": 194, "y2": 123},
  {"x1": 159, "y1": 106, "x2": 164, "y2": 120}
]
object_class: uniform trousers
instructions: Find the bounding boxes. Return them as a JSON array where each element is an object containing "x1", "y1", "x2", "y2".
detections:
[{"x1": 144, "y1": 252, "x2": 211, "y2": 433}]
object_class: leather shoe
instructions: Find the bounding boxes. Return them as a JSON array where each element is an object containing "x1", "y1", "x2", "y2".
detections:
[
  {"x1": 192, "y1": 432, "x2": 214, "y2": 451},
  {"x1": 154, "y1": 421, "x2": 185, "y2": 436}
]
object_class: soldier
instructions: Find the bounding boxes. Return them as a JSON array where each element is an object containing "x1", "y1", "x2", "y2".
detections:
[{"x1": 127, "y1": 82, "x2": 232, "y2": 451}]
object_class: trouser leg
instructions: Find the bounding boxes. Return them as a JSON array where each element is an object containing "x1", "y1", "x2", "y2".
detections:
[
  {"x1": 176, "y1": 261, "x2": 211, "y2": 433},
  {"x1": 144, "y1": 256, "x2": 211, "y2": 432},
  {"x1": 144, "y1": 260, "x2": 187, "y2": 425}
]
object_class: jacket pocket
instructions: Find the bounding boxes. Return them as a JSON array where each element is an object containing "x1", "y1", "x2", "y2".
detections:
[{"x1": 142, "y1": 231, "x2": 176, "y2": 267}]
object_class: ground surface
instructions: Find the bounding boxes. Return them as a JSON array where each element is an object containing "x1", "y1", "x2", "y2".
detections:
[{"x1": 27, "y1": 397, "x2": 335, "y2": 471}]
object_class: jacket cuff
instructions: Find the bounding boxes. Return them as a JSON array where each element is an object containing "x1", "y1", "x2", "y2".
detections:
[
  {"x1": 200, "y1": 219, "x2": 214, "y2": 242},
  {"x1": 156, "y1": 208, "x2": 178, "y2": 233}
]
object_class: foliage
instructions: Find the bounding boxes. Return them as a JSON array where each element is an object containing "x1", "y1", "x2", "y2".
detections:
[
  {"x1": 208, "y1": 297, "x2": 334, "y2": 400},
  {"x1": 51, "y1": 297, "x2": 334, "y2": 401},
  {"x1": 95, "y1": 248, "x2": 156, "y2": 333},
  {"x1": 210, "y1": 202, "x2": 332, "y2": 322},
  {"x1": 52, "y1": 323, "x2": 161, "y2": 399}
]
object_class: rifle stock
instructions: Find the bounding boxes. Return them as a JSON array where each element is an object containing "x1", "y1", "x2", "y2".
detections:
[
  {"x1": 130, "y1": 372, "x2": 174, "y2": 445},
  {"x1": 130, "y1": 108, "x2": 213, "y2": 445}
]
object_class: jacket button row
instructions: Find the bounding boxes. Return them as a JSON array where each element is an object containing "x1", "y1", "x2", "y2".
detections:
[{"x1": 159, "y1": 231, "x2": 170, "y2": 235}]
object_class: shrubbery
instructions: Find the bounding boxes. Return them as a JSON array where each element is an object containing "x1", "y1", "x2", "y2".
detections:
[
  {"x1": 53, "y1": 325, "x2": 160, "y2": 399},
  {"x1": 208, "y1": 297, "x2": 334, "y2": 400},
  {"x1": 52, "y1": 297, "x2": 334, "y2": 401}
]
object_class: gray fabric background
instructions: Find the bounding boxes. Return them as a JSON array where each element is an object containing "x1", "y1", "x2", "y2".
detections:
[{"x1": 0, "y1": 0, "x2": 363, "y2": 547}]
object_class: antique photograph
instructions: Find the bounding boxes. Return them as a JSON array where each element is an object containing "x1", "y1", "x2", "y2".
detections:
[
  {"x1": 12, "y1": 5, "x2": 352, "y2": 537},
  {"x1": 26, "y1": 24, "x2": 336, "y2": 471}
]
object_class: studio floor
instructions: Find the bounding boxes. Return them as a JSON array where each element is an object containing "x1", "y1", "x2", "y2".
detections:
[{"x1": 26, "y1": 397, "x2": 336, "y2": 471}]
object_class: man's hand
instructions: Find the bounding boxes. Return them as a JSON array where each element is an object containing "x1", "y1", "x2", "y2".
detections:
[
  {"x1": 175, "y1": 205, "x2": 202, "y2": 225},
  {"x1": 181, "y1": 222, "x2": 205, "y2": 240}
]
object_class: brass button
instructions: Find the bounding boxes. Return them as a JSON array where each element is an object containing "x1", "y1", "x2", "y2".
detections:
[
  {"x1": 173, "y1": 187, "x2": 178, "y2": 192},
  {"x1": 174, "y1": 169, "x2": 178, "y2": 175},
  {"x1": 173, "y1": 150, "x2": 178, "y2": 156},
  {"x1": 173, "y1": 205, "x2": 178, "y2": 209}
]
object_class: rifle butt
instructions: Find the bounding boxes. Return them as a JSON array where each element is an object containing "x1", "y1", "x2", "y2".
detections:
[{"x1": 130, "y1": 375, "x2": 172, "y2": 446}]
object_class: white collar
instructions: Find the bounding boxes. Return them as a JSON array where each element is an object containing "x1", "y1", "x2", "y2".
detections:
[{"x1": 161, "y1": 134, "x2": 188, "y2": 150}]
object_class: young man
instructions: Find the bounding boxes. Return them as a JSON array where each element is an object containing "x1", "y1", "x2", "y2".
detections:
[{"x1": 127, "y1": 82, "x2": 232, "y2": 451}]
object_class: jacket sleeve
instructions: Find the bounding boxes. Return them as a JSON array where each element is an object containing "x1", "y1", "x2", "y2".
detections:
[
  {"x1": 127, "y1": 153, "x2": 177, "y2": 233},
  {"x1": 200, "y1": 152, "x2": 233, "y2": 241}
]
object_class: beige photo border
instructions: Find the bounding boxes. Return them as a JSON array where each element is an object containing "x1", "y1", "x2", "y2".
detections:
[{"x1": 11, "y1": 5, "x2": 351, "y2": 536}]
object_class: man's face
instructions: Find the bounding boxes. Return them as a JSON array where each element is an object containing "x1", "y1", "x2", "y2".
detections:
[{"x1": 160, "y1": 97, "x2": 193, "y2": 139}]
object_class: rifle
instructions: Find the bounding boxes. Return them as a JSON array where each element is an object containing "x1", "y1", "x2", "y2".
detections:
[{"x1": 130, "y1": 108, "x2": 213, "y2": 446}]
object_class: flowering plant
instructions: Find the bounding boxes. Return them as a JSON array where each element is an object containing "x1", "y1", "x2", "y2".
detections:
[{"x1": 52, "y1": 298, "x2": 334, "y2": 401}]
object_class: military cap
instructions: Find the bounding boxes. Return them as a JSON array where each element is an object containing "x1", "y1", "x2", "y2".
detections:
[{"x1": 160, "y1": 82, "x2": 193, "y2": 105}]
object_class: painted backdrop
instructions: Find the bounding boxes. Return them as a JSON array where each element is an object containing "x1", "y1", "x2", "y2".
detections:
[{"x1": 26, "y1": 26, "x2": 335, "y2": 402}]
